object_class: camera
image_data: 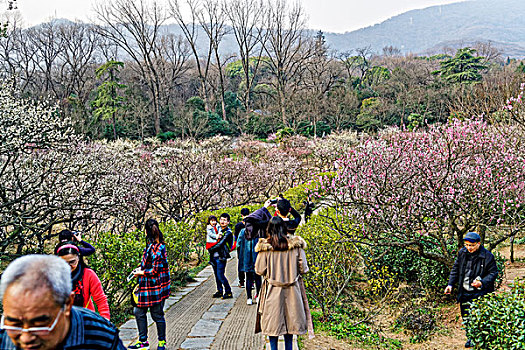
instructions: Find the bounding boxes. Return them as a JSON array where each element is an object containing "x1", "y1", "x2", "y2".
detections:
[{"x1": 269, "y1": 198, "x2": 278, "y2": 204}]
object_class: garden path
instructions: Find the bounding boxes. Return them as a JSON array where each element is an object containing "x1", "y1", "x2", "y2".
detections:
[{"x1": 119, "y1": 252, "x2": 297, "y2": 349}]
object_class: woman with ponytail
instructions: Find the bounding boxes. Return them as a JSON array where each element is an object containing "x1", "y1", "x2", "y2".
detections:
[
  {"x1": 54, "y1": 241, "x2": 110, "y2": 320},
  {"x1": 128, "y1": 218, "x2": 170, "y2": 350},
  {"x1": 254, "y1": 216, "x2": 314, "y2": 350}
]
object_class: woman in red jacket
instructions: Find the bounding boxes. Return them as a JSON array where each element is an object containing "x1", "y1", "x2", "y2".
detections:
[{"x1": 54, "y1": 241, "x2": 110, "y2": 320}]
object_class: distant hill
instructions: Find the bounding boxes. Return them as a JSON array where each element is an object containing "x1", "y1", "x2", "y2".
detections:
[
  {"x1": 37, "y1": 0, "x2": 525, "y2": 59},
  {"x1": 323, "y1": 0, "x2": 525, "y2": 58}
]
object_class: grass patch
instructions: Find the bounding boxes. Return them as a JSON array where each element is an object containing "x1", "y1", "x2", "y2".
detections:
[{"x1": 312, "y1": 311, "x2": 402, "y2": 349}]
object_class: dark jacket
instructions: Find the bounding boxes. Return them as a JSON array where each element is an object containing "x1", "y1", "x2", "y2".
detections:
[
  {"x1": 447, "y1": 246, "x2": 498, "y2": 302},
  {"x1": 209, "y1": 227, "x2": 233, "y2": 261},
  {"x1": 244, "y1": 207, "x2": 302, "y2": 240},
  {"x1": 237, "y1": 227, "x2": 246, "y2": 269},
  {"x1": 283, "y1": 207, "x2": 301, "y2": 235},
  {"x1": 1, "y1": 306, "x2": 125, "y2": 349},
  {"x1": 234, "y1": 221, "x2": 245, "y2": 239},
  {"x1": 78, "y1": 240, "x2": 96, "y2": 257},
  {"x1": 244, "y1": 207, "x2": 272, "y2": 240}
]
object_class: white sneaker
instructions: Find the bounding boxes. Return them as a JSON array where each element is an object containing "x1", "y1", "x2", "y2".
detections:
[
  {"x1": 247, "y1": 298, "x2": 253, "y2": 305},
  {"x1": 254, "y1": 294, "x2": 259, "y2": 303}
]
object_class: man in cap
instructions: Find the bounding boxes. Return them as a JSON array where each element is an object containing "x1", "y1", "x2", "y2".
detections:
[
  {"x1": 0, "y1": 255, "x2": 125, "y2": 350},
  {"x1": 444, "y1": 232, "x2": 498, "y2": 348}
]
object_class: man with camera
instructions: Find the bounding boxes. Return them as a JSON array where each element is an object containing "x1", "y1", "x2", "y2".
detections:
[
  {"x1": 239, "y1": 197, "x2": 301, "y2": 304},
  {"x1": 444, "y1": 232, "x2": 498, "y2": 348},
  {"x1": 267, "y1": 197, "x2": 302, "y2": 235}
]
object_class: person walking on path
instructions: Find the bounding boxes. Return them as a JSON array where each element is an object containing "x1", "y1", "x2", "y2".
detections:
[
  {"x1": 235, "y1": 208, "x2": 250, "y2": 288},
  {"x1": 208, "y1": 213, "x2": 234, "y2": 299},
  {"x1": 255, "y1": 216, "x2": 314, "y2": 350},
  {"x1": 243, "y1": 200, "x2": 274, "y2": 304},
  {"x1": 54, "y1": 241, "x2": 110, "y2": 320},
  {"x1": 444, "y1": 231, "x2": 498, "y2": 348},
  {"x1": 128, "y1": 218, "x2": 171, "y2": 350}
]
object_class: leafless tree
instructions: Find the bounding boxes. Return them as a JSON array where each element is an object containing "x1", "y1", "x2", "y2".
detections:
[
  {"x1": 56, "y1": 23, "x2": 102, "y2": 103},
  {"x1": 196, "y1": 0, "x2": 231, "y2": 120},
  {"x1": 262, "y1": 0, "x2": 311, "y2": 125},
  {"x1": 339, "y1": 46, "x2": 373, "y2": 83},
  {"x1": 382, "y1": 45, "x2": 401, "y2": 57},
  {"x1": 152, "y1": 33, "x2": 193, "y2": 125},
  {"x1": 168, "y1": 0, "x2": 213, "y2": 112},
  {"x1": 95, "y1": 0, "x2": 168, "y2": 134},
  {"x1": 26, "y1": 21, "x2": 65, "y2": 98},
  {"x1": 473, "y1": 41, "x2": 502, "y2": 64},
  {"x1": 224, "y1": 0, "x2": 269, "y2": 120},
  {"x1": 300, "y1": 31, "x2": 343, "y2": 135}
]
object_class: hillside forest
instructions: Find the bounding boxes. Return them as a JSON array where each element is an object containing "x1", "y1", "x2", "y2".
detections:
[{"x1": 1, "y1": 0, "x2": 525, "y2": 140}]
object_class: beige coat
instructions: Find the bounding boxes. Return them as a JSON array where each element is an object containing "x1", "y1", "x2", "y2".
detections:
[{"x1": 255, "y1": 236, "x2": 314, "y2": 337}]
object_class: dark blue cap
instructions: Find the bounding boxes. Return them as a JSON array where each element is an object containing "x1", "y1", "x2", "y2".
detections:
[{"x1": 464, "y1": 232, "x2": 481, "y2": 243}]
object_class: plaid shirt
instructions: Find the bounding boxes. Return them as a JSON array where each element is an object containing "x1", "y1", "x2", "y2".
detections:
[{"x1": 137, "y1": 242, "x2": 171, "y2": 308}]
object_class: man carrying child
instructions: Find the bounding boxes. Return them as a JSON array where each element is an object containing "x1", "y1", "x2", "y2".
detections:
[{"x1": 208, "y1": 213, "x2": 234, "y2": 299}]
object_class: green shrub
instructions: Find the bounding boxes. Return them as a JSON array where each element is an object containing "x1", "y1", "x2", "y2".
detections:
[
  {"x1": 275, "y1": 127, "x2": 294, "y2": 141},
  {"x1": 244, "y1": 113, "x2": 276, "y2": 138},
  {"x1": 297, "y1": 120, "x2": 332, "y2": 137},
  {"x1": 89, "y1": 230, "x2": 144, "y2": 319},
  {"x1": 157, "y1": 131, "x2": 179, "y2": 142},
  {"x1": 279, "y1": 172, "x2": 330, "y2": 214},
  {"x1": 466, "y1": 278, "x2": 525, "y2": 349},
  {"x1": 493, "y1": 250, "x2": 506, "y2": 290},
  {"x1": 311, "y1": 311, "x2": 402, "y2": 349},
  {"x1": 298, "y1": 209, "x2": 360, "y2": 318},
  {"x1": 281, "y1": 183, "x2": 310, "y2": 213},
  {"x1": 365, "y1": 242, "x2": 505, "y2": 295},
  {"x1": 161, "y1": 221, "x2": 195, "y2": 282},
  {"x1": 90, "y1": 220, "x2": 195, "y2": 311},
  {"x1": 366, "y1": 242, "x2": 452, "y2": 291}
]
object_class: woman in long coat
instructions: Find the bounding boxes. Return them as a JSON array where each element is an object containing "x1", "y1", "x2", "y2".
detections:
[{"x1": 255, "y1": 216, "x2": 314, "y2": 350}]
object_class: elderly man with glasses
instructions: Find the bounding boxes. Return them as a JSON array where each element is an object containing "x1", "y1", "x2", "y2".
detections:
[
  {"x1": 444, "y1": 232, "x2": 499, "y2": 348},
  {"x1": 0, "y1": 255, "x2": 125, "y2": 350}
]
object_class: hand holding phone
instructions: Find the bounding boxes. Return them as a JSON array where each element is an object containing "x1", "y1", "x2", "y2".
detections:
[{"x1": 127, "y1": 272, "x2": 135, "y2": 282}]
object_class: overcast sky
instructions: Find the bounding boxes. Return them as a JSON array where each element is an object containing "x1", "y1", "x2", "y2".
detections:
[{"x1": 9, "y1": 0, "x2": 466, "y2": 33}]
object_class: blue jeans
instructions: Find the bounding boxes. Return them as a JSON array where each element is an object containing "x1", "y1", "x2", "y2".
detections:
[
  {"x1": 269, "y1": 334, "x2": 293, "y2": 350},
  {"x1": 134, "y1": 300, "x2": 166, "y2": 342},
  {"x1": 211, "y1": 257, "x2": 231, "y2": 294}
]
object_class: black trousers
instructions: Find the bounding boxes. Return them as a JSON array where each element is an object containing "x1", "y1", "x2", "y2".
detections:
[
  {"x1": 460, "y1": 300, "x2": 472, "y2": 321},
  {"x1": 238, "y1": 270, "x2": 245, "y2": 285},
  {"x1": 459, "y1": 290, "x2": 482, "y2": 322}
]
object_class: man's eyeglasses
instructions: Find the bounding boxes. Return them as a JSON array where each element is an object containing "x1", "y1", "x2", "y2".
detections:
[{"x1": 0, "y1": 308, "x2": 63, "y2": 336}]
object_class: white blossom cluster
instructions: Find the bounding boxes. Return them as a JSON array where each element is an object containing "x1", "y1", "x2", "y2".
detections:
[{"x1": 0, "y1": 85, "x2": 313, "y2": 257}]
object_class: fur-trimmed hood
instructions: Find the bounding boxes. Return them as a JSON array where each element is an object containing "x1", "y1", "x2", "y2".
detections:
[{"x1": 255, "y1": 235, "x2": 307, "y2": 252}]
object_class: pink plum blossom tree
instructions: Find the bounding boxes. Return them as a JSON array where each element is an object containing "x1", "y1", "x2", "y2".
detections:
[{"x1": 317, "y1": 119, "x2": 525, "y2": 267}]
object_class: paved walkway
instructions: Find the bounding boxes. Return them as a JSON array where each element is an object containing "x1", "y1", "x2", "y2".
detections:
[{"x1": 119, "y1": 253, "x2": 298, "y2": 350}]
